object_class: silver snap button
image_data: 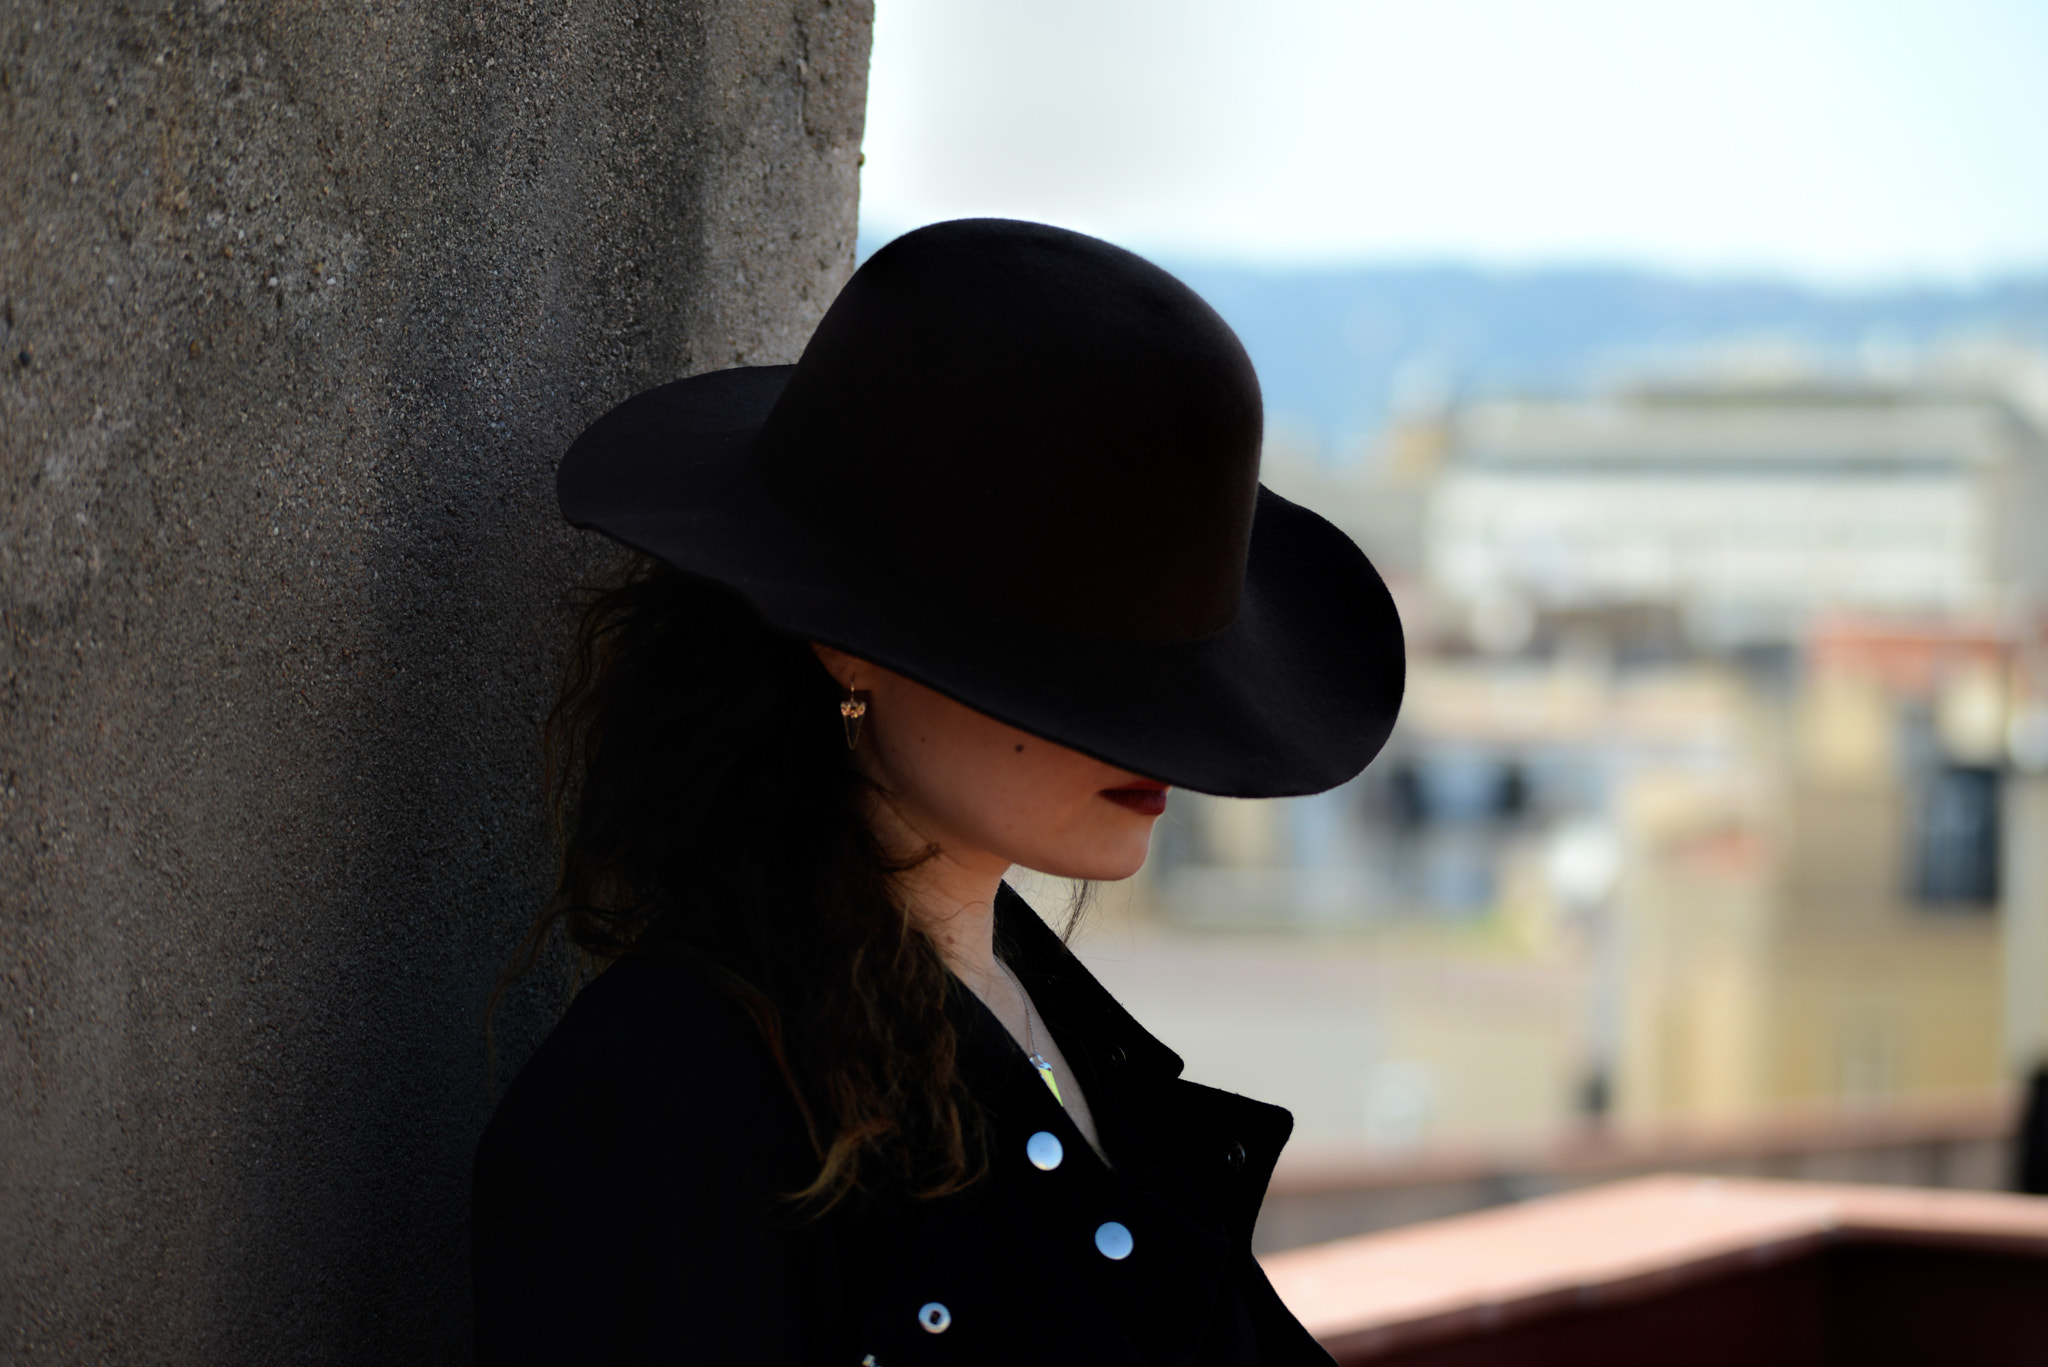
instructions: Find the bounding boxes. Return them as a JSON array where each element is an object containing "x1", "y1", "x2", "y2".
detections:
[
  {"x1": 918, "y1": 1302, "x2": 951, "y2": 1334},
  {"x1": 1094, "y1": 1221, "x2": 1134, "y2": 1260},
  {"x1": 1026, "y1": 1130, "x2": 1064, "y2": 1171}
]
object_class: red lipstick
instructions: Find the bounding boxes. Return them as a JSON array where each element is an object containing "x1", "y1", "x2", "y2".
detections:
[{"x1": 1101, "y1": 782, "x2": 1169, "y2": 817}]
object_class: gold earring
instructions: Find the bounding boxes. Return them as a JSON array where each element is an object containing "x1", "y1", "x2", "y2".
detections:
[{"x1": 839, "y1": 686, "x2": 869, "y2": 749}]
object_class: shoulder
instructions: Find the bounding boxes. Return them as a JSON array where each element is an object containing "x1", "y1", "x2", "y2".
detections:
[
  {"x1": 478, "y1": 952, "x2": 808, "y2": 1178},
  {"x1": 473, "y1": 958, "x2": 838, "y2": 1362},
  {"x1": 517, "y1": 951, "x2": 775, "y2": 1074}
]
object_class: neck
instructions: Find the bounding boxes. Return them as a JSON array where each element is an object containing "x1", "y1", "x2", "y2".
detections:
[
  {"x1": 901, "y1": 853, "x2": 1010, "y2": 997},
  {"x1": 865, "y1": 792, "x2": 1011, "y2": 995}
]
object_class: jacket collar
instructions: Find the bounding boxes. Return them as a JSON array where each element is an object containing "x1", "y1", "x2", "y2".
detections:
[
  {"x1": 989, "y1": 881, "x2": 1185, "y2": 1084},
  {"x1": 892, "y1": 883, "x2": 1247, "y2": 1367}
]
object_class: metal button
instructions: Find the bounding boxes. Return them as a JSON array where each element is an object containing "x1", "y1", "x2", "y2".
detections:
[
  {"x1": 1094, "y1": 1221, "x2": 1134, "y2": 1260},
  {"x1": 1107, "y1": 1045, "x2": 1128, "y2": 1067},
  {"x1": 1225, "y1": 1139, "x2": 1247, "y2": 1171},
  {"x1": 1026, "y1": 1130, "x2": 1064, "y2": 1171},
  {"x1": 918, "y1": 1302, "x2": 951, "y2": 1334}
]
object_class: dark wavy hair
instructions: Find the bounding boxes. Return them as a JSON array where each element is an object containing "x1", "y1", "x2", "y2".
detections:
[{"x1": 496, "y1": 554, "x2": 982, "y2": 1211}]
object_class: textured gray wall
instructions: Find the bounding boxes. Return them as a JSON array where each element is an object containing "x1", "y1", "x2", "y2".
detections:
[{"x1": 0, "y1": 1, "x2": 868, "y2": 1360}]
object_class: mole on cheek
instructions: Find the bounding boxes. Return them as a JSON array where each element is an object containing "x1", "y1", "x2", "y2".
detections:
[{"x1": 1014, "y1": 744, "x2": 1025, "y2": 753}]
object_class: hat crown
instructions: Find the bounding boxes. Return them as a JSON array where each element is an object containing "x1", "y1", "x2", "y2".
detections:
[{"x1": 753, "y1": 219, "x2": 1264, "y2": 643}]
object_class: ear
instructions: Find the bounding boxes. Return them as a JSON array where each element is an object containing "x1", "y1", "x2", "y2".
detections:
[{"x1": 809, "y1": 642, "x2": 861, "y2": 690}]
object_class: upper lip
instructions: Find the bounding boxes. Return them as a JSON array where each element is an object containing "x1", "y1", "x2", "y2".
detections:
[{"x1": 1104, "y1": 780, "x2": 1168, "y2": 793}]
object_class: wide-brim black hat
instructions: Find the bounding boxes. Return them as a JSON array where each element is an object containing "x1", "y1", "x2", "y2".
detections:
[{"x1": 557, "y1": 219, "x2": 1403, "y2": 798}]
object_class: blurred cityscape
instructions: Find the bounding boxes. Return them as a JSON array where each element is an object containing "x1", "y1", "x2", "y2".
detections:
[{"x1": 1022, "y1": 276, "x2": 2048, "y2": 1244}]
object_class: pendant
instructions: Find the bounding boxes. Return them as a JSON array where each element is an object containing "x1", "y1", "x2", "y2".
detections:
[
  {"x1": 1029, "y1": 1052, "x2": 1065, "y2": 1106},
  {"x1": 839, "y1": 694, "x2": 868, "y2": 749}
]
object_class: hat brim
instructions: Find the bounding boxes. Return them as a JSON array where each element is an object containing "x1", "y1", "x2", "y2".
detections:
[{"x1": 559, "y1": 367, "x2": 1405, "y2": 798}]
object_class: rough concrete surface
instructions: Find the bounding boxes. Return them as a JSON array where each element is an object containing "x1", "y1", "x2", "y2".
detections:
[{"x1": 0, "y1": 1, "x2": 868, "y2": 1360}]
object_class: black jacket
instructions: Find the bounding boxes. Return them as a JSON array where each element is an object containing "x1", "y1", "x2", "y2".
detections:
[{"x1": 473, "y1": 886, "x2": 1334, "y2": 1365}]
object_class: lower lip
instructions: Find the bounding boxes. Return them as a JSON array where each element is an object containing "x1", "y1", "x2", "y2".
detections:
[{"x1": 1101, "y1": 787, "x2": 1168, "y2": 817}]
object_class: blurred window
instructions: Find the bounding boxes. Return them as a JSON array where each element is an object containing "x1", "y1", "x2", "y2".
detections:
[
  {"x1": 1912, "y1": 765, "x2": 2001, "y2": 910},
  {"x1": 1382, "y1": 754, "x2": 1536, "y2": 829}
]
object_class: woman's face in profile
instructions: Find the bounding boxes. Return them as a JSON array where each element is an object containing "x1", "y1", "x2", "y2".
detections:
[{"x1": 814, "y1": 648, "x2": 1166, "y2": 881}]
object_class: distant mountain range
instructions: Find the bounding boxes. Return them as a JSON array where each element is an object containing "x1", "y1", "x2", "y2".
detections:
[
  {"x1": 856, "y1": 232, "x2": 2048, "y2": 461},
  {"x1": 1159, "y1": 263, "x2": 2048, "y2": 460}
]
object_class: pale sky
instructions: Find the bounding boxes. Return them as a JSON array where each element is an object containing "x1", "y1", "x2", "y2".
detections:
[{"x1": 859, "y1": 0, "x2": 2048, "y2": 285}]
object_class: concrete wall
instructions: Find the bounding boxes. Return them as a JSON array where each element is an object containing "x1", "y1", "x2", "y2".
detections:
[{"x1": 0, "y1": 2, "x2": 869, "y2": 1360}]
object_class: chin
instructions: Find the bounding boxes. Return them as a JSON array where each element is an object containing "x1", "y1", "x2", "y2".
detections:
[{"x1": 1029, "y1": 832, "x2": 1154, "y2": 883}]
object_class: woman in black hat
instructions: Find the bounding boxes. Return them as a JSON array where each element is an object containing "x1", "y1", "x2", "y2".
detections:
[{"x1": 473, "y1": 219, "x2": 1403, "y2": 1365}]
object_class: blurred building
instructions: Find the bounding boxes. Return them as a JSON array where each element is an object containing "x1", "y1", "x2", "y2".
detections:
[
  {"x1": 1429, "y1": 385, "x2": 2046, "y2": 649},
  {"x1": 1143, "y1": 353, "x2": 2048, "y2": 1142}
]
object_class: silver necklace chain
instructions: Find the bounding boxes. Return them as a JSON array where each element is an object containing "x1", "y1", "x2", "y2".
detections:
[
  {"x1": 997, "y1": 958, "x2": 1038, "y2": 1055},
  {"x1": 997, "y1": 958, "x2": 1066, "y2": 1107}
]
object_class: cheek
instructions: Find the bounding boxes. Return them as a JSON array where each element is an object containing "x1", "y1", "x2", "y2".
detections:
[
  {"x1": 875, "y1": 699, "x2": 1043, "y2": 824},
  {"x1": 983, "y1": 750, "x2": 1145, "y2": 860},
  {"x1": 992, "y1": 741, "x2": 1104, "y2": 815},
  {"x1": 869, "y1": 684, "x2": 1151, "y2": 872},
  {"x1": 931, "y1": 747, "x2": 1092, "y2": 846}
]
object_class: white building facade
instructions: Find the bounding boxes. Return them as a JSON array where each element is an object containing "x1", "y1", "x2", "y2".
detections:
[{"x1": 1427, "y1": 391, "x2": 2047, "y2": 647}]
